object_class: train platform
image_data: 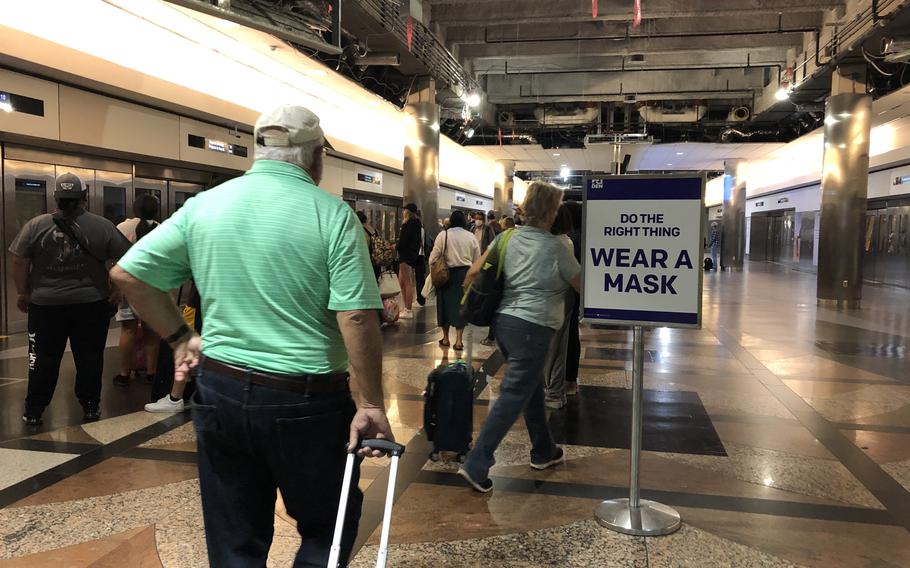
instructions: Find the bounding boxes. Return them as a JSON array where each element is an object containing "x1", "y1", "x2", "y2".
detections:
[{"x1": 0, "y1": 263, "x2": 908, "y2": 566}]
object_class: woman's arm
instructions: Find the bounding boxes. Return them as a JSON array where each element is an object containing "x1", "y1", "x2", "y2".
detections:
[{"x1": 427, "y1": 232, "x2": 444, "y2": 264}]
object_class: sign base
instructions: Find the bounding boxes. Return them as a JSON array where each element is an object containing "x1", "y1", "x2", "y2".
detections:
[{"x1": 595, "y1": 499, "x2": 681, "y2": 536}]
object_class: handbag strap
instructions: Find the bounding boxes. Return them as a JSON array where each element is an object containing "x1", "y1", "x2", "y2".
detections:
[{"x1": 494, "y1": 228, "x2": 516, "y2": 278}]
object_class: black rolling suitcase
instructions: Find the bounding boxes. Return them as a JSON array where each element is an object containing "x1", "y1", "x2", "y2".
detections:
[{"x1": 423, "y1": 327, "x2": 480, "y2": 462}]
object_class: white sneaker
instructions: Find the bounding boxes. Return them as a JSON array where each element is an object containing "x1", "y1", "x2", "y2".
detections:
[
  {"x1": 399, "y1": 309, "x2": 414, "y2": 319},
  {"x1": 145, "y1": 395, "x2": 185, "y2": 413}
]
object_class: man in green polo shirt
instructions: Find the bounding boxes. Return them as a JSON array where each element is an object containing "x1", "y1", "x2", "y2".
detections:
[{"x1": 111, "y1": 104, "x2": 393, "y2": 567}]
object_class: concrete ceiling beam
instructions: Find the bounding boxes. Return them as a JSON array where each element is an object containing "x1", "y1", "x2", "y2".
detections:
[
  {"x1": 458, "y1": 33, "x2": 802, "y2": 61},
  {"x1": 484, "y1": 68, "x2": 768, "y2": 105},
  {"x1": 471, "y1": 48, "x2": 792, "y2": 75},
  {"x1": 444, "y1": 12, "x2": 825, "y2": 45},
  {"x1": 430, "y1": 0, "x2": 845, "y2": 27}
]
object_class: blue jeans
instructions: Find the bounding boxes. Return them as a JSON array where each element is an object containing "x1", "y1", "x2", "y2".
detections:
[
  {"x1": 463, "y1": 314, "x2": 559, "y2": 481},
  {"x1": 192, "y1": 366, "x2": 361, "y2": 567}
]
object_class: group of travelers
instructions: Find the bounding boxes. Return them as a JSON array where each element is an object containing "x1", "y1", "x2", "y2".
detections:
[{"x1": 10, "y1": 101, "x2": 585, "y2": 565}]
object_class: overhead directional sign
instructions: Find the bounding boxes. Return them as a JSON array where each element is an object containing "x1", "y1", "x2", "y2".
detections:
[{"x1": 582, "y1": 175, "x2": 705, "y2": 328}]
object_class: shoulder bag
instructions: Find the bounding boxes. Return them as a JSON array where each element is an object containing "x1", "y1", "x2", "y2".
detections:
[
  {"x1": 52, "y1": 213, "x2": 106, "y2": 264},
  {"x1": 430, "y1": 230, "x2": 450, "y2": 287},
  {"x1": 459, "y1": 228, "x2": 515, "y2": 326},
  {"x1": 378, "y1": 269, "x2": 402, "y2": 299}
]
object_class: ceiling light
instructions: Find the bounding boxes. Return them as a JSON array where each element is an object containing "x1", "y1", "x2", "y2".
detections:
[
  {"x1": 0, "y1": 101, "x2": 12, "y2": 113},
  {"x1": 465, "y1": 128, "x2": 475, "y2": 138},
  {"x1": 306, "y1": 69, "x2": 328, "y2": 78},
  {"x1": 466, "y1": 93, "x2": 481, "y2": 108},
  {"x1": 676, "y1": 152, "x2": 684, "y2": 156},
  {"x1": 552, "y1": 153, "x2": 561, "y2": 157},
  {"x1": 667, "y1": 163, "x2": 673, "y2": 167},
  {"x1": 775, "y1": 87, "x2": 790, "y2": 101},
  {"x1": 560, "y1": 166, "x2": 570, "y2": 180}
]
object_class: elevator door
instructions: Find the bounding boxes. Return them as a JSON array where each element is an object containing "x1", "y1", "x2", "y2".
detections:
[
  {"x1": 94, "y1": 170, "x2": 132, "y2": 226},
  {"x1": 134, "y1": 178, "x2": 167, "y2": 222},
  {"x1": 2, "y1": 160, "x2": 56, "y2": 332},
  {"x1": 168, "y1": 181, "x2": 204, "y2": 216}
]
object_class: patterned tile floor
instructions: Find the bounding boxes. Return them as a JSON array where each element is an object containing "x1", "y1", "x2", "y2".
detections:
[{"x1": 1, "y1": 263, "x2": 910, "y2": 566}]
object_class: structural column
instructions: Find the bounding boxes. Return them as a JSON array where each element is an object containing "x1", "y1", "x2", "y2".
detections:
[
  {"x1": 817, "y1": 65, "x2": 872, "y2": 309},
  {"x1": 721, "y1": 159, "x2": 746, "y2": 271},
  {"x1": 403, "y1": 77, "x2": 440, "y2": 239},
  {"x1": 493, "y1": 159, "x2": 515, "y2": 217}
]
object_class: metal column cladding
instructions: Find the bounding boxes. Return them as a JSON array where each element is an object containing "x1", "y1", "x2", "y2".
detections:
[
  {"x1": 403, "y1": 98, "x2": 440, "y2": 240},
  {"x1": 817, "y1": 93, "x2": 872, "y2": 309},
  {"x1": 721, "y1": 159, "x2": 746, "y2": 271},
  {"x1": 493, "y1": 159, "x2": 515, "y2": 217}
]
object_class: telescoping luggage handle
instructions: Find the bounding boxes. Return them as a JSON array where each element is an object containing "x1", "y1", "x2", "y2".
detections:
[{"x1": 328, "y1": 439, "x2": 407, "y2": 568}]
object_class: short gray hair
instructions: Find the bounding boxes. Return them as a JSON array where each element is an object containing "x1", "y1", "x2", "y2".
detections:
[{"x1": 254, "y1": 136, "x2": 324, "y2": 172}]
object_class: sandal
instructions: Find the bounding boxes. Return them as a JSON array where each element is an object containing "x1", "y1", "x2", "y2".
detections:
[
  {"x1": 438, "y1": 339, "x2": 451, "y2": 347},
  {"x1": 453, "y1": 343, "x2": 464, "y2": 351}
]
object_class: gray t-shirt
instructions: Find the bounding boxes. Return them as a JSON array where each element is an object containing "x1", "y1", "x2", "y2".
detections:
[
  {"x1": 496, "y1": 225, "x2": 581, "y2": 330},
  {"x1": 9, "y1": 210, "x2": 132, "y2": 306}
]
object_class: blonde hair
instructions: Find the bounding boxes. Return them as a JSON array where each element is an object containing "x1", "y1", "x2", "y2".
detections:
[{"x1": 522, "y1": 181, "x2": 563, "y2": 229}]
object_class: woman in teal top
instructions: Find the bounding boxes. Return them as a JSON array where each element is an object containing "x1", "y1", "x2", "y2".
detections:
[{"x1": 458, "y1": 182, "x2": 582, "y2": 493}]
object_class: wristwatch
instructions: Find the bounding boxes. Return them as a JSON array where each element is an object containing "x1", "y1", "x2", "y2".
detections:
[{"x1": 165, "y1": 322, "x2": 192, "y2": 346}]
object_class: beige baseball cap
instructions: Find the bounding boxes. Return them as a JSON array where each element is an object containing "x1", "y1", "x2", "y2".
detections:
[{"x1": 255, "y1": 104, "x2": 324, "y2": 147}]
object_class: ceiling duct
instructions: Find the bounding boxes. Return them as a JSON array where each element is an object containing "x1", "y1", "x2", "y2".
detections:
[
  {"x1": 354, "y1": 52, "x2": 401, "y2": 66},
  {"x1": 639, "y1": 105, "x2": 707, "y2": 123},
  {"x1": 727, "y1": 107, "x2": 751, "y2": 123},
  {"x1": 533, "y1": 106, "x2": 599, "y2": 126}
]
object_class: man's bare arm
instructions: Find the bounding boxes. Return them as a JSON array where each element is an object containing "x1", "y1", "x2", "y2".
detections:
[
  {"x1": 12, "y1": 255, "x2": 31, "y2": 312},
  {"x1": 336, "y1": 310, "x2": 394, "y2": 457}
]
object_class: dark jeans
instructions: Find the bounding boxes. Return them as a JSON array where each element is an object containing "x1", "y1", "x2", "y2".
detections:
[
  {"x1": 193, "y1": 367, "x2": 361, "y2": 567},
  {"x1": 414, "y1": 255, "x2": 426, "y2": 303},
  {"x1": 463, "y1": 314, "x2": 558, "y2": 481},
  {"x1": 25, "y1": 301, "x2": 111, "y2": 414}
]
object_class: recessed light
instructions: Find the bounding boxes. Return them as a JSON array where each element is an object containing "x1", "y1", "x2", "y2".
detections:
[
  {"x1": 306, "y1": 69, "x2": 328, "y2": 78},
  {"x1": 667, "y1": 163, "x2": 673, "y2": 166},
  {"x1": 552, "y1": 153, "x2": 561, "y2": 157},
  {"x1": 676, "y1": 152, "x2": 684, "y2": 156}
]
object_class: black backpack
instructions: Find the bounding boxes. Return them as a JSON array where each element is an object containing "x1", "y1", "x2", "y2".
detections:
[
  {"x1": 703, "y1": 256, "x2": 714, "y2": 271},
  {"x1": 459, "y1": 229, "x2": 515, "y2": 326}
]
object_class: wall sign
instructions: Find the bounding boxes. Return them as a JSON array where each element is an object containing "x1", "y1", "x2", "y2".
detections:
[
  {"x1": 755, "y1": 201, "x2": 764, "y2": 207},
  {"x1": 583, "y1": 175, "x2": 704, "y2": 328},
  {"x1": 355, "y1": 169, "x2": 383, "y2": 191},
  {"x1": 455, "y1": 193, "x2": 466, "y2": 203}
]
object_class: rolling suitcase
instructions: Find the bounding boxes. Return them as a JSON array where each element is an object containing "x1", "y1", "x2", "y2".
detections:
[
  {"x1": 423, "y1": 325, "x2": 480, "y2": 462},
  {"x1": 328, "y1": 439, "x2": 406, "y2": 568}
]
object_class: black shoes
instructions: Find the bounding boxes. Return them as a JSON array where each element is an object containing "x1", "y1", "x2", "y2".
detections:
[
  {"x1": 457, "y1": 467, "x2": 493, "y2": 493},
  {"x1": 531, "y1": 447, "x2": 566, "y2": 471},
  {"x1": 113, "y1": 374, "x2": 130, "y2": 387},
  {"x1": 82, "y1": 404, "x2": 101, "y2": 422},
  {"x1": 22, "y1": 413, "x2": 43, "y2": 426}
]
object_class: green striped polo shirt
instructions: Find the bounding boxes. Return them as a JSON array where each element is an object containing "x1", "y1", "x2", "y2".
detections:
[{"x1": 117, "y1": 160, "x2": 382, "y2": 374}]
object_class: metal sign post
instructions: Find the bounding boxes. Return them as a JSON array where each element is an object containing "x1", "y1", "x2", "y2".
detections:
[
  {"x1": 581, "y1": 174, "x2": 706, "y2": 538},
  {"x1": 594, "y1": 326, "x2": 681, "y2": 535}
]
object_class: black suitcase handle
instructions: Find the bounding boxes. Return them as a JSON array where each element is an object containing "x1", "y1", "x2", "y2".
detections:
[{"x1": 350, "y1": 438, "x2": 406, "y2": 457}]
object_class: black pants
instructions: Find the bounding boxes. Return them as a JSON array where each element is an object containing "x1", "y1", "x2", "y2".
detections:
[
  {"x1": 26, "y1": 301, "x2": 111, "y2": 414},
  {"x1": 414, "y1": 255, "x2": 427, "y2": 304},
  {"x1": 193, "y1": 367, "x2": 362, "y2": 567},
  {"x1": 566, "y1": 292, "x2": 581, "y2": 384}
]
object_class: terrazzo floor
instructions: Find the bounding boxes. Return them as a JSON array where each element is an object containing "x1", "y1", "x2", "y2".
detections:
[{"x1": 1, "y1": 263, "x2": 909, "y2": 566}]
